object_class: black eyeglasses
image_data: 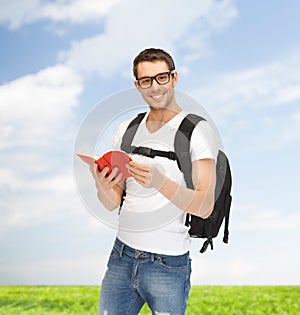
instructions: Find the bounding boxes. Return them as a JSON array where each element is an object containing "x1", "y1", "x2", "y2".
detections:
[{"x1": 136, "y1": 70, "x2": 175, "y2": 89}]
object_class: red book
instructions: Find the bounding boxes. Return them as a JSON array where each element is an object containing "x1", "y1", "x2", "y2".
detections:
[{"x1": 76, "y1": 150, "x2": 132, "y2": 183}]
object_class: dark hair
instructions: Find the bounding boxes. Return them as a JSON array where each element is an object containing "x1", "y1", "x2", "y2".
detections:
[{"x1": 133, "y1": 48, "x2": 175, "y2": 79}]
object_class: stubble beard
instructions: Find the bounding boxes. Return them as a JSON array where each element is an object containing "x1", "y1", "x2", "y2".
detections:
[{"x1": 146, "y1": 88, "x2": 176, "y2": 112}]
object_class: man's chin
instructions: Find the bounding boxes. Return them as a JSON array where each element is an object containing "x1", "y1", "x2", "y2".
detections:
[{"x1": 148, "y1": 100, "x2": 168, "y2": 110}]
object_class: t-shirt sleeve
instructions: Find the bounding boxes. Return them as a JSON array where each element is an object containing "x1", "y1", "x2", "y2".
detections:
[{"x1": 190, "y1": 120, "x2": 218, "y2": 162}]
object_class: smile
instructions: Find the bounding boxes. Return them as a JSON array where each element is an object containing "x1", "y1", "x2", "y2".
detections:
[{"x1": 150, "y1": 92, "x2": 165, "y2": 100}]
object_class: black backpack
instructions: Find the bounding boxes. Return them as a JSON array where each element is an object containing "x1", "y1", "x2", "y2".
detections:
[{"x1": 120, "y1": 112, "x2": 232, "y2": 253}]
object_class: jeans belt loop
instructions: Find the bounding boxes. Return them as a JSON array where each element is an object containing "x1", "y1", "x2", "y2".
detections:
[
  {"x1": 119, "y1": 244, "x2": 125, "y2": 257},
  {"x1": 150, "y1": 253, "x2": 155, "y2": 263}
]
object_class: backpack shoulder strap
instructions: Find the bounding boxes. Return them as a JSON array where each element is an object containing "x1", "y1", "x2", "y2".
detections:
[
  {"x1": 120, "y1": 112, "x2": 146, "y2": 153},
  {"x1": 119, "y1": 112, "x2": 146, "y2": 212},
  {"x1": 120, "y1": 112, "x2": 178, "y2": 161},
  {"x1": 174, "y1": 113, "x2": 206, "y2": 189}
]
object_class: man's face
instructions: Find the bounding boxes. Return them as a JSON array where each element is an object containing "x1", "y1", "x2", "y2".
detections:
[{"x1": 134, "y1": 61, "x2": 178, "y2": 110}]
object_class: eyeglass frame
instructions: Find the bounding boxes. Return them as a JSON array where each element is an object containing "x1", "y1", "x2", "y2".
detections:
[{"x1": 136, "y1": 70, "x2": 176, "y2": 89}]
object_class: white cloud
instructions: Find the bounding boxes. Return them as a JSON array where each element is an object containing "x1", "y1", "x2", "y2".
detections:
[
  {"x1": 0, "y1": 0, "x2": 122, "y2": 29},
  {"x1": 0, "y1": 166, "x2": 74, "y2": 194},
  {"x1": 0, "y1": 64, "x2": 83, "y2": 178},
  {"x1": 232, "y1": 203, "x2": 300, "y2": 232},
  {"x1": 62, "y1": 0, "x2": 237, "y2": 78},
  {"x1": 190, "y1": 48, "x2": 300, "y2": 152},
  {"x1": 0, "y1": 0, "x2": 238, "y2": 79},
  {"x1": 35, "y1": 0, "x2": 122, "y2": 24},
  {"x1": 195, "y1": 48, "x2": 300, "y2": 120},
  {"x1": 0, "y1": 64, "x2": 84, "y2": 236},
  {"x1": 0, "y1": 0, "x2": 40, "y2": 29},
  {"x1": 0, "y1": 161, "x2": 86, "y2": 237},
  {"x1": 0, "y1": 164, "x2": 111, "y2": 239},
  {"x1": 0, "y1": 64, "x2": 83, "y2": 148}
]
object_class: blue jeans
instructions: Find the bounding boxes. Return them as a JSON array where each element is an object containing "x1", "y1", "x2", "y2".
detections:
[{"x1": 98, "y1": 238, "x2": 191, "y2": 315}]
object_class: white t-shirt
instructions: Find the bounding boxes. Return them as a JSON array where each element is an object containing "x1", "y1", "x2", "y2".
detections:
[{"x1": 112, "y1": 110, "x2": 218, "y2": 255}]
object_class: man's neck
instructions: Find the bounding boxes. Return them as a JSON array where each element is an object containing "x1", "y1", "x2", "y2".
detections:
[
  {"x1": 147, "y1": 104, "x2": 182, "y2": 123},
  {"x1": 146, "y1": 104, "x2": 182, "y2": 133}
]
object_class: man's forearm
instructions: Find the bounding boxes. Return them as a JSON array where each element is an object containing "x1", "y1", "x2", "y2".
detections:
[
  {"x1": 127, "y1": 159, "x2": 216, "y2": 217},
  {"x1": 157, "y1": 176, "x2": 215, "y2": 218},
  {"x1": 97, "y1": 187, "x2": 122, "y2": 211}
]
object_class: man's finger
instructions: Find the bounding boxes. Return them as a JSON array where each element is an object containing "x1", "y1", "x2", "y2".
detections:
[
  {"x1": 106, "y1": 167, "x2": 118, "y2": 181},
  {"x1": 129, "y1": 160, "x2": 150, "y2": 171},
  {"x1": 113, "y1": 172, "x2": 123, "y2": 185}
]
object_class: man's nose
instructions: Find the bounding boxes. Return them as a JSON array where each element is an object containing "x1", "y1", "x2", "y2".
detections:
[{"x1": 151, "y1": 78, "x2": 160, "y2": 89}]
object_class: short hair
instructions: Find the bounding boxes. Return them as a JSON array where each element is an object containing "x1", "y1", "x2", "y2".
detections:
[{"x1": 133, "y1": 48, "x2": 175, "y2": 79}]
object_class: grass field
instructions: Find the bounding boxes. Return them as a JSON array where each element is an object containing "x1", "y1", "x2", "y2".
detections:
[{"x1": 0, "y1": 285, "x2": 299, "y2": 315}]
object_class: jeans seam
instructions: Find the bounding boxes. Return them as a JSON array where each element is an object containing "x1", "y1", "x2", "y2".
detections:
[
  {"x1": 127, "y1": 291, "x2": 142, "y2": 315},
  {"x1": 182, "y1": 259, "x2": 191, "y2": 314}
]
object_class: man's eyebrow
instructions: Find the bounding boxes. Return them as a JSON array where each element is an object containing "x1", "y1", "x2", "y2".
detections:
[{"x1": 137, "y1": 71, "x2": 169, "y2": 80}]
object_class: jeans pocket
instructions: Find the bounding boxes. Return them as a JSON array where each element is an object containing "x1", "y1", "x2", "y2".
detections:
[
  {"x1": 106, "y1": 247, "x2": 119, "y2": 267},
  {"x1": 158, "y1": 253, "x2": 190, "y2": 270}
]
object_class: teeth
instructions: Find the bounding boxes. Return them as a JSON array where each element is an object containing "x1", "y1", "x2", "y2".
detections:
[{"x1": 152, "y1": 94, "x2": 163, "y2": 99}]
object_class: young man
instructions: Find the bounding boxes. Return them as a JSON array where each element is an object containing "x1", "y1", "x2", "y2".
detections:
[{"x1": 90, "y1": 48, "x2": 217, "y2": 315}]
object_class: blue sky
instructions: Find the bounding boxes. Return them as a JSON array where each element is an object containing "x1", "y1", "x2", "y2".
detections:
[{"x1": 0, "y1": 0, "x2": 299, "y2": 285}]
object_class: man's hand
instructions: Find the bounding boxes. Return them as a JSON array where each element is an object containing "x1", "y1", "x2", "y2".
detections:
[
  {"x1": 127, "y1": 160, "x2": 166, "y2": 189},
  {"x1": 89, "y1": 163, "x2": 124, "y2": 211},
  {"x1": 90, "y1": 163, "x2": 123, "y2": 191}
]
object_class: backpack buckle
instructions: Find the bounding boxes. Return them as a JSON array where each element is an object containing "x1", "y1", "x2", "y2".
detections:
[
  {"x1": 168, "y1": 151, "x2": 178, "y2": 161},
  {"x1": 135, "y1": 146, "x2": 155, "y2": 158}
]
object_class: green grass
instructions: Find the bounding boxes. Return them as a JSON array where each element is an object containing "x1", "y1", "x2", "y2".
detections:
[{"x1": 0, "y1": 286, "x2": 299, "y2": 314}]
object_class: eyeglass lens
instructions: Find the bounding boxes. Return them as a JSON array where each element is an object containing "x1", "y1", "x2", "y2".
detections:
[{"x1": 138, "y1": 72, "x2": 173, "y2": 88}]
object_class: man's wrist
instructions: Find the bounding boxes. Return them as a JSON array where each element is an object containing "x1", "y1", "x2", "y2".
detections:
[{"x1": 154, "y1": 172, "x2": 168, "y2": 192}]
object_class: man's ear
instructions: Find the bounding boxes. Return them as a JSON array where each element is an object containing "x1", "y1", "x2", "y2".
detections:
[
  {"x1": 172, "y1": 71, "x2": 178, "y2": 87},
  {"x1": 134, "y1": 80, "x2": 139, "y2": 90}
]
